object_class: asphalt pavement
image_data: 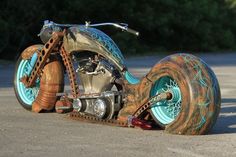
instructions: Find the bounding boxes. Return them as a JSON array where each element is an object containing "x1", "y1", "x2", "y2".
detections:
[{"x1": 0, "y1": 53, "x2": 236, "y2": 157}]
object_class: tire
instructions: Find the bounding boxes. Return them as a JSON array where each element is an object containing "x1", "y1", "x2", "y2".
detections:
[
  {"x1": 147, "y1": 53, "x2": 221, "y2": 135},
  {"x1": 14, "y1": 56, "x2": 40, "y2": 110}
]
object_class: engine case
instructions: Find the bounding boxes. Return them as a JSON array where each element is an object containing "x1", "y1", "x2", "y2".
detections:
[
  {"x1": 75, "y1": 58, "x2": 122, "y2": 119},
  {"x1": 78, "y1": 60, "x2": 115, "y2": 94},
  {"x1": 73, "y1": 91, "x2": 122, "y2": 119}
]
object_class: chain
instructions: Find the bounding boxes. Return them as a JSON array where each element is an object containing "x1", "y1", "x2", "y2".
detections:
[
  {"x1": 70, "y1": 112, "x2": 128, "y2": 127},
  {"x1": 69, "y1": 92, "x2": 171, "y2": 127}
]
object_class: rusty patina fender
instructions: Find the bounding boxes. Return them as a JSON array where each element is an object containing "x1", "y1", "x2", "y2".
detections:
[
  {"x1": 21, "y1": 44, "x2": 44, "y2": 60},
  {"x1": 32, "y1": 56, "x2": 64, "y2": 112},
  {"x1": 20, "y1": 44, "x2": 64, "y2": 112},
  {"x1": 117, "y1": 77, "x2": 153, "y2": 122}
]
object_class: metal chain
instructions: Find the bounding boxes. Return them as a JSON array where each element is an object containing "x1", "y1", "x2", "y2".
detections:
[
  {"x1": 69, "y1": 92, "x2": 171, "y2": 127},
  {"x1": 70, "y1": 112, "x2": 128, "y2": 127}
]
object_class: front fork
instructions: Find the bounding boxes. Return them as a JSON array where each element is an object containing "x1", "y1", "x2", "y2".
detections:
[
  {"x1": 21, "y1": 30, "x2": 78, "y2": 93},
  {"x1": 21, "y1": 31, "x2": 64, "y2": 88},
  {"x1": 20, "y1": 30, "x2": 79, "y2": 112}
]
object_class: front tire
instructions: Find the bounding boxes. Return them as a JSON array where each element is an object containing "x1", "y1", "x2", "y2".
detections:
[
  {"x1": 147, "y1": 53, "x2": 221, "y2": 135},
  {"x1": 14, "y1": 56, "x2": 40, "y2": 110}
]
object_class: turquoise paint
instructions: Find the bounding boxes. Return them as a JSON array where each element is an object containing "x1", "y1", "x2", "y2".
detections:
[
  {"x1": 179, "y1": 53, "x2": 208, "y2": 87},
  {"x1": 16, "y1": 57, "x2": 39, "y2": 106},
  {"x1": 196, "y1": 114, "x2": 206, "y2": 129},
  {"x1": 78, "y1": 26, "x2": 125, "y2": 65},
  {"x1": 124, "y1": 71, "x2": 140, "y2": 84},
  {"x1": 171, "y1": 54, "x2": 219, "y2": 130},
  {"x1": 150, "y1": 76, "x2": 182, "y2": 125},
  {"x1": 27, "y1": 53, "x2": 38, "y2": 75},
  {"x1": 179, "y1": 54, "x2": 213, "y2": 129},
  {"x1": 192, "y1": 64, "x2": 208, "y2": 87}
]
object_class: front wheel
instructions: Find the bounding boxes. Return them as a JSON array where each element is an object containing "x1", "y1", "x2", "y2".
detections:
[
  {"x1": 14, "y1": 45, "x2": 64, "y2": 112},
  {"x1": 14, "y1": 56, "x2": 40, "y2": 110},
  {"x1": 147, "y1": 53, "x2": 221, "y2": 135}
]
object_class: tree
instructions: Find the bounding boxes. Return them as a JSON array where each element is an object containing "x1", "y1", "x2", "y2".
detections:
[{"x1": 0, "y1": 0, "x2": 236, "y2": 60}]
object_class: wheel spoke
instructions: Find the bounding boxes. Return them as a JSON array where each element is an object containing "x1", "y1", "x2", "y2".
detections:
[
  {"x1": 16, "y1": 59, "x2": 40, "y2": 106},
  {"x1": 151, "y1": 76, "x2": 182, "y2": 125}
]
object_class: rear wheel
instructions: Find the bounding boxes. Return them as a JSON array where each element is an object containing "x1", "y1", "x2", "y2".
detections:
[
  {"x1": 150, "y1": 76, "x2": 182, "y2": 127},
  {"x1": 148, "y1": 53, "x2": 221, "y2": 135}
]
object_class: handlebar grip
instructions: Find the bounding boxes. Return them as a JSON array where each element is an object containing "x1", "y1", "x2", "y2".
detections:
[{"x1": 126, "y1": 28, "x2": 139, "y2": 36}]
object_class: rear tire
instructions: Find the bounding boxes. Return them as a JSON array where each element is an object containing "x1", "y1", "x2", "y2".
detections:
[{"x1": 147, "y1": 53, "x2": 221, "y2": 135}]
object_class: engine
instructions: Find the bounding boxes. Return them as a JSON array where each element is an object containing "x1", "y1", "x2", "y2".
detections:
[{"x1": 72, "y1": 53, "x2": 123, "y2": 119}]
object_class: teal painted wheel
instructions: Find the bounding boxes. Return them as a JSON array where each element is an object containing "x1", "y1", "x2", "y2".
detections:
[
  {"x1": 150, "y1": 76, "x2": 182, "y2": 126},
  {"x1": 14, "y1": 56, "x2": 40, "y2": 110}
]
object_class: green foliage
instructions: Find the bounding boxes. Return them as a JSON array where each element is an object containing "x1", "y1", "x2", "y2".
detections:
[
  {"x1": 227, "y1": 0, "x2": 236, "y2": 7},
  {"x1": 0, "y1": 0, "x2": 236, "y2": 60}
]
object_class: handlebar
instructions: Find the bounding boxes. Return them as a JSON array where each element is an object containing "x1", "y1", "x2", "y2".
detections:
[
  {"x1": 42, "y1": 20, "x2": 139, "y2": 36},
  {"x1": 87, "y1": 22, "x2": 139, "y2": 36}
]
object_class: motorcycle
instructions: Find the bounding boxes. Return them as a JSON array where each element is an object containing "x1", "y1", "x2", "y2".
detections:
[{"x1": 14, "y1": 20, "x2": 221, "y2": 135}]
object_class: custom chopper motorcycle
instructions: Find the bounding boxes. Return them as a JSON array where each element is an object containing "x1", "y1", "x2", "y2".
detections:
[{"x1": 14, "y1": 20, "x2": 221, "y2": 135}]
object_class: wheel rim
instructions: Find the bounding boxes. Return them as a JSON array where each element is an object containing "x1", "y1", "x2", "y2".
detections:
[
  {"x1": 16, "y1": 59, "x2": 40, "y2": 105},
  {"x1": 150, "y1": 76, "x2": 182, "y2": 125}
]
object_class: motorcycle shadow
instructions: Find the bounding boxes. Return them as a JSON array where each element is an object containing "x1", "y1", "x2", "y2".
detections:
[{"x1": 211, "y1": 98, "x2": 236, "y2": 134}]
